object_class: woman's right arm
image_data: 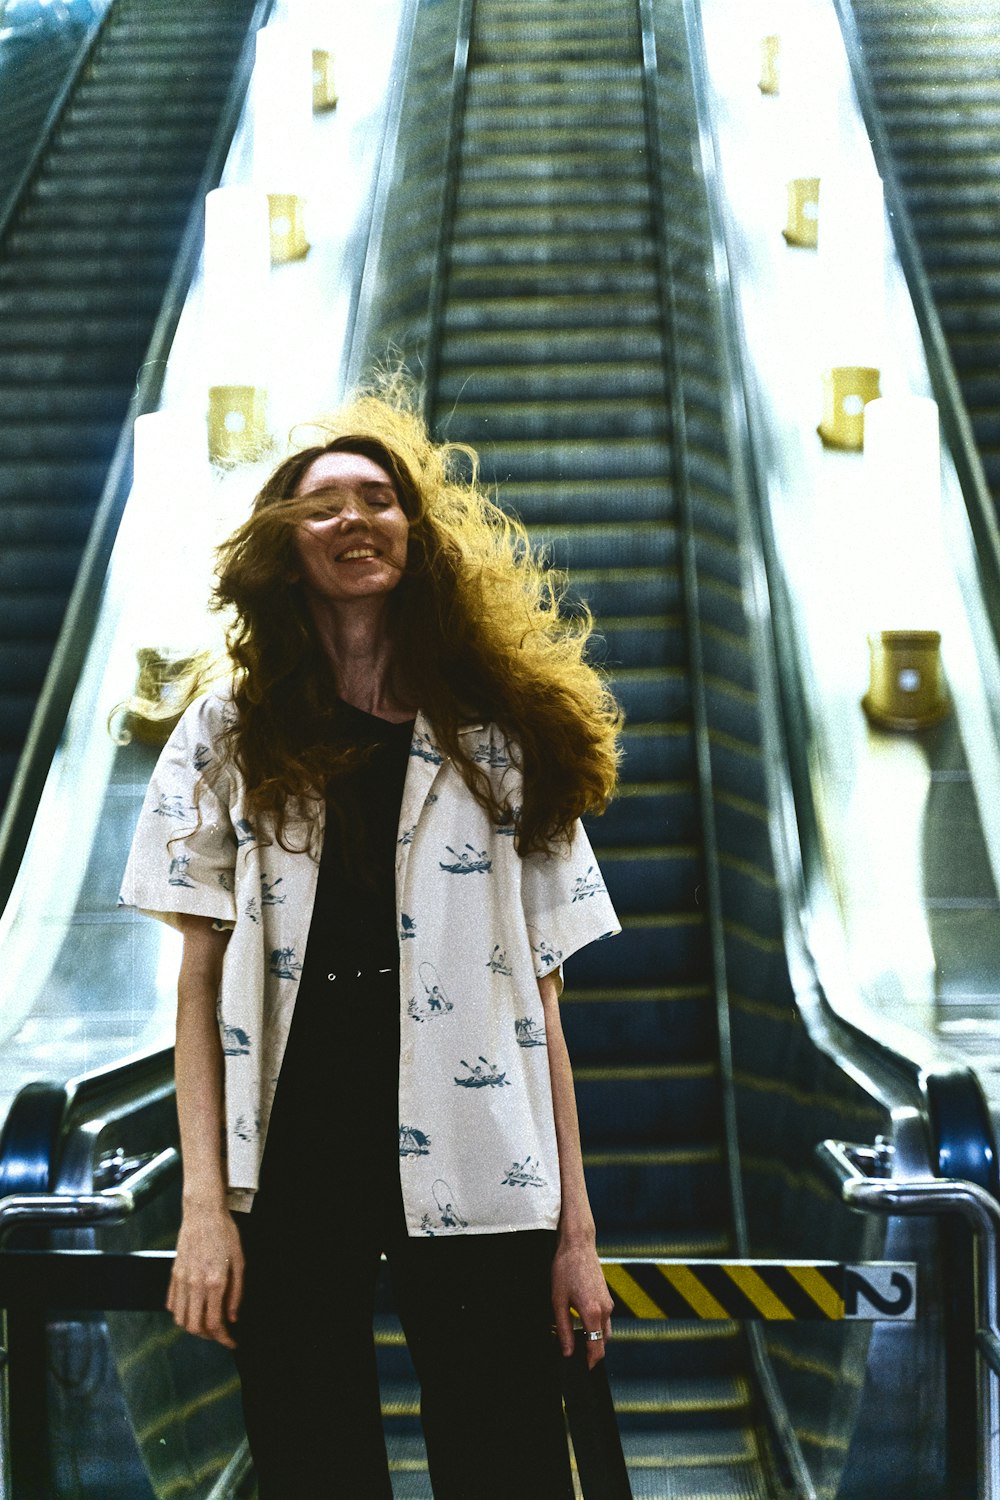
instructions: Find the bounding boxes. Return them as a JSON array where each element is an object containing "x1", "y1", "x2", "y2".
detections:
[{"x1": 166, "y1": 913, "x2": 244, "y2": 1350}]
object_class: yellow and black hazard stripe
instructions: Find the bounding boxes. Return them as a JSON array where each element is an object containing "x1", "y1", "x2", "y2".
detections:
[{"x1": 602, "y1": 1260, "x2": 915, "y2": 1321}]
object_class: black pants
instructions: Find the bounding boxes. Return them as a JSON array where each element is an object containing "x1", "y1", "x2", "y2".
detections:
[{"x1": 231, "y1": 970, "x2": 574, "y2": 1499}]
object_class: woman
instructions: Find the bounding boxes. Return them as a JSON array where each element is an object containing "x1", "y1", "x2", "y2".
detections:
[{"x1": 122, "y1": 389, "x2": 622, "y2": 1498}]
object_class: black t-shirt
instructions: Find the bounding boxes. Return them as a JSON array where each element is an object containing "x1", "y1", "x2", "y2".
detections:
[{"x1": 256, "y1": 702, "x2": 415, "y2": 1203}]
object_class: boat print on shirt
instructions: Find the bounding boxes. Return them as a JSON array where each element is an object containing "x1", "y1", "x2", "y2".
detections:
[
  {"x1": 233, "y1": 1110, "x2": 260, "y2": 1141},
  {"x1": 502, "y1": 1155, "x2": 547, "y2": 1189},
  {"x1": 493, "y1": 805, "x2": 520, "y2": 837},
  {"x1": 261, "y1": 875, "x2": 285, "y2": 906},
  {"x1": 400, "y1": 912, "x2": 417, "y2": 941},
  {"x1": 486, "y1": 945, "x2": 512, "y2": 976},
  {"x1": 153, "y1": 793, "x2": 190, "y2": 820},
  {"x1": 407, "y1": 962, "x2": 453, "y2": 1022},
  {"x1": 514, "y1": 1016, "x2": 547, "y2": 1048},
  {"x1": 472, "y1": 740, "x2": 512, "y2": 770},
  {"x1": 571, "y1": 865, "x2": 607, "y2": 902},
  {"x1": 454, "y1": 1056, "x2": 511, "y2": 1089},
  {"x1": 439, "y1": 843, "x2": 492, "y2": 875},
  {"x1": 410, "y1": 730, "x2": 443, "y2": 765},
  {"x1": 223, "y1": 1025, "x2": 251, "y2": 1057},
  {"x1": 168, "y1": 854, "x2": 195, "y2": 888},
  {"x1": 192, "y1": 742, "x2": 213, "y2": 771},
  {"x1": 531, "y1": 938, "x2": 563, "y2": 972},
  {"x1": 269, "y1": 947, "x2": 302, "y2": 981},
  {"x1": 234, "y1": 818, "x2": 256, "y2": 848},
  {"x1": 420, "y1": 1180, "x2": 468, "y2": 1235},
  {"x1": 399, "y1": 1125, "x2": 432, "y2": 1157}
]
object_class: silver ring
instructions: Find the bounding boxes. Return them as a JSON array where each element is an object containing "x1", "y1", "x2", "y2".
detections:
[{"x1": 585, "y1": 1330, "x2": 604, "y2": 1342}]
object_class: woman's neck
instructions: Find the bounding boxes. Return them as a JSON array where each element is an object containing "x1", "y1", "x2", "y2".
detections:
[{"x1": 306, "y1": 597, "x2": 413, "y2": 722}]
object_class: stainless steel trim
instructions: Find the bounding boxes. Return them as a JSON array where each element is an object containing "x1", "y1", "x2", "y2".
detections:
[
  {"x1": 819, "y1": 1138, "x2": 1000, "y2": 1500},
  {"x1": 0, "y1": 1145, "x2": 179, "y2": 1246}
]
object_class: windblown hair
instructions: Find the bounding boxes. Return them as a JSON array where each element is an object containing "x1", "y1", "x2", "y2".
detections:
[{"x1": 212, "y1": 383, "x2": 621, "y2": 856}]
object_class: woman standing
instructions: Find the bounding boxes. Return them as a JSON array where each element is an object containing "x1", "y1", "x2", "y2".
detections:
[{"x1": 122, "y1": 390, "x2": 621, "y2": 1498}]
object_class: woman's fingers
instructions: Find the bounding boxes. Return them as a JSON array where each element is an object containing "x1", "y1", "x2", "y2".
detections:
[{"x1": 166, "y1": 1255, "x2": 241, "y2": 1349}]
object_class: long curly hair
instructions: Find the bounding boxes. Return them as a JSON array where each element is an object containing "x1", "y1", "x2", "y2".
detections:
[{"x1": 212, "y1": 385, "x2": 621, "y2": 855}]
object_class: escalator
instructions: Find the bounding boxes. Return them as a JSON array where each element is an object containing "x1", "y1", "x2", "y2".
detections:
[
  {"x1": 388, "y1": 1, "x2": 784, "y2": 1492},
  {"x1": 0, "y1": 0, "x2": 262, "y2": 816},
  {"x1": 840, "y1": 0, "x2": 1000, "y2": 512}
]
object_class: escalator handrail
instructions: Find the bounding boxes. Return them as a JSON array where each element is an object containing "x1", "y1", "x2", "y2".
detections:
[
  {"x1": 422, "y1": 0, "x2": 476, "y2": 424},
  {"x1": 0, "y1": 0, "x2": 277, "y2": 917},
  {"x1": 831, "y1": 0, "x2": 1000, "y2": 658},
  {"x1": 0, "y1": 0, "x2": 115, "y2": 246},
  {"x1": 339, "y1": 0, "x2": 437, "y2": 399},
  {"x1": 0, "y1": 1145, "x2": 179, "y2": 1247}
]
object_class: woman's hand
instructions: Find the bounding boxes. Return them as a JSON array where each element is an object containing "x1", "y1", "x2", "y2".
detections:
[
  {"x1": 551, "y1": 1233, "x2": 614, "y2": 1369},
  {"x1": 166, "y1": 1204, "x2": 244, "y2": 1350}
]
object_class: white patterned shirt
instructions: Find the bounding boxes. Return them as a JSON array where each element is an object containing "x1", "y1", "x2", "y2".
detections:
[{"x1": 120, "y1": 691, "x2": 620, "y2": 1236}]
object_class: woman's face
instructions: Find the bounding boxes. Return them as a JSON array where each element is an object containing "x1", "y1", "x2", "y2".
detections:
[{"x1": 291, "y1": 450, "x2": 410, "y2": 607}]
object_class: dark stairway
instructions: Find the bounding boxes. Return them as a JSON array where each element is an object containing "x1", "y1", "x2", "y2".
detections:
[
  {"x1": 0, "y1": 0, "x2": 260, "y2": 818},
  {"x1": 843, "y1": 0, "x2": 1000, "y2": 514},
  {"x1": 405, "y1": 0, "x2": 782, "y2": 1494}
]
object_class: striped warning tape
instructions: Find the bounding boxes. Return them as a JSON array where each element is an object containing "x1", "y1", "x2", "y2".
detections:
[{"x1": 602, "y1": 1260, "x2": 916, "y2": 1321}]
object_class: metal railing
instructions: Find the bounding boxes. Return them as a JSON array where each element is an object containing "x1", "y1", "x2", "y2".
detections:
[{"x1": 820, "y1": 1136, "x2": 1000, "y2": 1500}]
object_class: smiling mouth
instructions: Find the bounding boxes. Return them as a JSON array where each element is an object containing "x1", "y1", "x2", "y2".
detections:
[{"x1": 337, "y1": 548, "x2": 380, "y2": 562}]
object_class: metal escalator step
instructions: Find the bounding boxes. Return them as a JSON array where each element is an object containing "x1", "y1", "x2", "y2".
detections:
[
  {"x1": 1, "y1": 504, "x2": 93, "y2": 544},
  {"x1": 33, "y1": 173, "x2": 198, "y2": 199},
  {"x1": 0, "y1": 258, "x2": 175, "y2": 287},
  {"x1": 459, "y1": 149, "x2": 648, "y2": 181},
  {"x1": 440, "y1": 325, "x2": 663, "y2": 364},
  {"x1": 610, "y1": 1373, "x2": 750, "y2": 1421},
  {"x1": 572, "y1": 912, "x2": 710, "y2": 989},
  {"x1": 0, "y1": 423, "x2": 122, "y2": 460},
  {"x1": 618, "y1": 724, "x2": 696, "y2": 782},
  {"x1": 452, "y1": 201, "x2": 650, "y2": 235},
  {"x1": 584, "y1": 1144, "x2": 726, "y2": 1232},
  {"x1": 0, "y1": 643, "x2": 55, "y2": 690},
  {"x1": 18, "y1": 198, "x2": 190, "y2": 230},
  {"x1": 497, "y1": 474, "x2": 673, "y2": 526},
  {"x1": 446, "y1": 261, "x2": 659, "y2": 298},
  {"x1": 469, "y1": 62, "x2": 643, "y2": 90},
  {"x1": 65, "y1": 100, "x2": 224, "y2": 127},
  {"x1": 440, "y1": 360, "x2": 665, "y2": 406},
  {"x1": 561, "y1": 982, "x2": 716, "y2": 1067},
  {"x1": 0, "y1": 461, "x2": 108, "y2": 500},
  {"x1": 586, "y1": 779, "x2": 698, "y2": 842},
  {"x1": 445, "y1": 294, "x2": 658, "y2": 336},
  {"x1": 0, "y1": 319, "x2": 152, "y2": 353},
  {"x1": 448, "y1": 398, "x2": 668, "y2": 442},
  {"x1": 463, "y1": 124, "x2": 646, "y2": 155},
  {"x1": 43, "y1": 145, "x2": 212, "y2": 176},
  {"x1": 608, "y1": 668, "x2": 689, "y2": 723},
  {"x1": 480, "y1": 438, "x2": 671, "y2": 483},
  {"x1": 590, "y1": 616, "x2": 689, "y2": 671},
  {"x1": 0, "y1": 693, "x2": 39, "y2": 743},
  {"x1": 0, "y1": 348, "x2": 140, "y2": 383},
  {"x1": 910, "y1": 204, "x2": 1000, "y2": 239},
  {"x1": 463, "y1": 101, "x2": 645, "y2": 131},
  {"x1": 0, "y1": 387, "x2": 133, "y2": 421},
  {"x1": 449, "y1": 232, "x2": 655, "y2": 267},
  {"x1": 600, "y1": 842, "x2": 704, "y2": 912},
  {"x1": 4, "y1": 225, "x2": 185, "y2": 258},
  {"x1": 458, "y1": 174, "x2": 651, "y2": 208},
  {"x1": 0, "y1": 284, "x2": 162, "y2": 318},
  {"x1": 565, "y1": 567, "x2": 683, "y2": 615},
  {"x1": 0, "y1": 546, "x2": 80, "y2": 592},
  {"x1": 576, "y1": 1060, "x2": 719, "y2": 1147}
]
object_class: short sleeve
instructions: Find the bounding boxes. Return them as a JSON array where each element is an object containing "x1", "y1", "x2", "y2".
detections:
[
  {"x1": 520, "y1": 820, "x2": 620, "y2": 979},
  {"x1": 118, "y1": 693, "x2": 239, "y2": 931}
]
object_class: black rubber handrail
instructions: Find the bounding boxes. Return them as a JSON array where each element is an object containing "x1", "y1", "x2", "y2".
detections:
[
  {"x1": 0, "y1": 0, "x2": 277, "y2": 915},
  {"x1": 422, "y1": 0, "x2": 476, "y2": 426},
  {"x1": 831, "y1": 0, "x2": 1000, "y2": 655}
]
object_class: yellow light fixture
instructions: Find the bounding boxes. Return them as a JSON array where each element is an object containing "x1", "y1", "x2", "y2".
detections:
[
  {"x1": 759, "y1": 34, "x2": 780, "y2": 94},
  {"x1": 208, "y1": 385, "x2": 270, "y2": 465},
  {"x1": 818, "y1": 366, "x2": 881, "y2": 450},
  {"x1": 783, "y1": 176, "x2": 819, "y2": 247},
  {"x1": 863, "y1": 631, "x2": 949, "y2": 731},
  {"x1": 253, "y1": 24, "x2": 313, "y2": 264},
  {"x1": 313, "y1": 48, "x2": 337, "y2": 110}
]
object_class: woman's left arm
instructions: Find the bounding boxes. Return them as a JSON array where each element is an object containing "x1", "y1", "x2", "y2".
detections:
[{"x1": 540, "y1": 970, "x2": 614, "y2": 1368}]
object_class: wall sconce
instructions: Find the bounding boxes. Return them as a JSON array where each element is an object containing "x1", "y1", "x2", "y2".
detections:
[
  {"x1": 759, "y1": 34, "x2": 780, "y2": 95},
  {"x1": 313, "y1": 49, "x2": 337, "y2": 110},
  {"x1": 253, "y1": 24, "x2": 313, "y2": 263},
  {"x1": 207, "y1": 385, "x2": 270, "y2": 464},
  {"x1": 783, "y1": 176, "x2": 819, "y2": 247},
  {"x1": 818, "y1": 366, "x2": 881, "y2": 450},
  {"x1": 863, "y1": 631, "x2": 949, "y2": 730}
]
